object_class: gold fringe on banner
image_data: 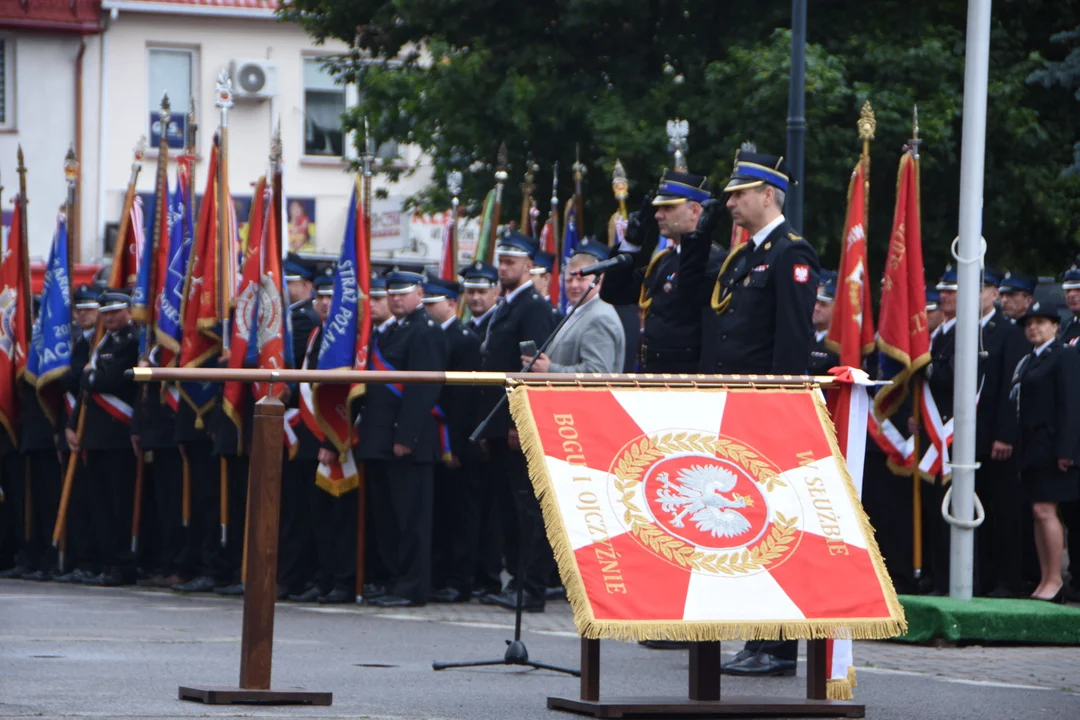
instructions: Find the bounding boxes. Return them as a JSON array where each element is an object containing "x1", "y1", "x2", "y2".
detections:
[{"x1": 509, "y1": 384, "x2": 907, "y2": 643}]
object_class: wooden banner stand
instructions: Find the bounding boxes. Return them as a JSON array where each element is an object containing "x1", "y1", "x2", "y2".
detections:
[
  {"x1": 548, "y1": 639, "x2": 863, "y2": 718},
  {"x1": 178, "y1": 397, "x2": 332, "y2": 706}
]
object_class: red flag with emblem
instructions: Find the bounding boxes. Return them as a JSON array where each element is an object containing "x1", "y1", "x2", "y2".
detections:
[
  {"x1": 178, "y1": 140, "x2": 222, "y2": 422},
  {"x1": 826, "y1": 159, "x2": 875, "y2": 368},
  {"x1": 439, "y1": 212, "x2": 456, "y2": 281},
  {"x1": 111, "y1": 197, "x2": 145, "y2": 290},
  {"x1": 0, "y1": 195, "x2": 30, "y2": 444},
  {"x1": 507, "y1": 385, "x2": 904, "y2": 641},
  {"x1": 874, "y1": 150, "x2": 929, "y2": 420}
]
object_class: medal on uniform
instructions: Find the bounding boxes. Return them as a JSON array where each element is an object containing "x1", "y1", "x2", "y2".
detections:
[{"x1": 663, "y1": 271, "x2": 676, "y2": 294}]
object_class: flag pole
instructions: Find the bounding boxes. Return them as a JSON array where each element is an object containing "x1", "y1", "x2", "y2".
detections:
[
  {"x1": 858, "y1": 101, "x2": 874, "y2": 239},
  {"x1": 16, "y1": 147, "x2": 31, "y2": 333},
  {"x1": 609, "y1": 159, "x2": 629, "y2": 249},
  {"x1": 488, "y1": 142, "x2": 508, "y2": 261},
  {"x1": 550, "y1": 162, "x2": 560, "y2": 275},
  {"x1": 907, "y1": 107, "x2": 924, "y2": 581},
  {"x1": 356, "y1": 119, "x2": 376, "y2": 601},
  {"x1": 448, "y1": 170, "x2": 462, "y2": 277},
  {"x1": 520, "y1": 157, "x2": 536, "y2": 236},
  {"x1": 216, "y1": 70, "x2": 234, "y2": 549},
  {"x1": 179, "y1": 98, "x2": 198, "y2": 529},
  {"x1": 363, "y1": 118, "x2": 374, "y2": 246},
  {"x1": 572, "y1": 144, "x2": 586, "y2": 236}
]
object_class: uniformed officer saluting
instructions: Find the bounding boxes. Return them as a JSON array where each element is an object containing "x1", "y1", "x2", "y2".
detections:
[
  {"x1": 600, "y1": 171, "x2": 726, "y2": 373},
  {"x1": 66, "y1": 290, "x2": 140, "y2": 586},
  {"x1": 681, "y1": 150, "x2": 819, "y2": 376},
  {"x1": 351, "y1": 267, "x2": 449, "y2": 608},
  {"x1": 680, "y1": 151, "x2": 818, "y2": 677}
]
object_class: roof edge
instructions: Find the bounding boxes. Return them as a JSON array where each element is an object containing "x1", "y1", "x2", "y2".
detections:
[{"x1": 101, "y1": 1, "x2": 278, "y2": 20}]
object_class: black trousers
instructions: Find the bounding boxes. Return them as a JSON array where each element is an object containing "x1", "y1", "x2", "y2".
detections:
[
  {"x1": 149, "y1": 448, "x2": 186, "y2": 577},
  {"x1": 85, "y1": 448, "x2": 137, "y2": 575},
  {"x1": 473, "y1": 450, "x2": 507, "y2": 593},
  {"x1": 66, "y1": 459, "x2": 99, "y2": 573},
  {"x1": 26, "y1": 450, "x2": 62, "y2": 572},
  {"x1": 279, "y1": 457, "x2": 315, "y2": 593},
  {"x1": 977, "y1": 456, "x2": 1024, "y2": 593},
  {"x1": 0, "y1": 452, "x2": 28, "y2": 569},
  {"x1": 489, "y1": 440, "x2": 553, "y2": 599},
  {"x1": 221, "y1": 455, "x2": 249, "y2": 583},
  {"x1": 176, "y1": 443, "x2": 229, "y2": 582},
  {"x1": 308, "y1": 469, "x2": 358, "y2": 594},
  {"x1": 367, "y1": 457, "x2": 432, "y2": 603},
  {"x1": 861, "y1": 446, "x2": 920, "y2": 594},
  {"x1": 432, "y1": 459, "x2": 481, "y2": 594}
]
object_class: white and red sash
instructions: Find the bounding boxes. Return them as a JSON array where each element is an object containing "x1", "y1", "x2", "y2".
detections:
[{"x1": 86, "y1": 332, "x2": 134, "y2": 424}]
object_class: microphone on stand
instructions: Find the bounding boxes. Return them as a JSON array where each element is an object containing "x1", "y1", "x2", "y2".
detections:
[{"x1": 570, "y1": 253, "x2": 633, "y2": 277}]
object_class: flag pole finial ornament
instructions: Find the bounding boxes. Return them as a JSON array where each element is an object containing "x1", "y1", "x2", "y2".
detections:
[
  {"x1": 907, "y1": 105, "x2": 922, "y2": 159},
  {"x1": 130, "y1": 136, "x2": 147, "y2": 185},
  {"x1": 271, "y1": 119, "x2": 282, "y2": 163},
  {"x1": 159, "y1": 93, "x2": 171, "y2": 136},
  {"x1": 16, "y1": 144, "x2": 26, "y2": 195},
  {"x1": 572, "y1": 144, "x2": 586, "y2": 184},
  {"x1": 666, "y1": 118, "x2": 689, "y2": 173},
  {"x1": 362, "y1": 116, "x2": 375, "y2": 171},
  {"x1": 447, "y1": 170, "x2": 462, "y2": 198},
  {"x1": 520, "y1": 155, "x2": 537, "y2": 232},
  {"x1": 215, "y1": 70, "x2": 233, "y2": 115},
  {"x1": 495, "y1": 142, "x2": 509, "y2": 185},
  {"x1": 551, "y1": 160, "x2": 559, "y2": 202},
  {"x1": 186, "y1": 96, "x2": 198, "y2": 155},
  {"x1": 857, "y1": 101, "x2": 876, "y2": 144},
  {"x1": 612, "y1": 159, "x2": 628, "y2": 203},
  {"x1": 63, "y1": 146, "x2": 79, "y2": 188}
]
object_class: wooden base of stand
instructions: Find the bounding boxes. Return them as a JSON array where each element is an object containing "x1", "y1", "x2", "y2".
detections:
[
  {"x1": 551, "y1": 638, "x2": 864, "y2": 719},
  {"x1": 178, "y1": 685, "x2": 332, "y2": 706},
  {"x1": 547, "y1": 696, "x2": 864, "y2": 718}
]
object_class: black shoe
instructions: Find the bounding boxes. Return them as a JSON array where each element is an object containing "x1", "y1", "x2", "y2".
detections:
[
  {"x1": 1031, "y1": 587, "x2": 1067, "y2": 604},
  {"x1": 276, "y1": 584, "x2": 292, "y2": 601},
  {"x1": 73, "y1": 568, "x2": 102, "y2": 584},
  {"x1": 719, "y1": 651, "x2": 796, "y2": 677},
  {"x1": 317, "y1": 587, "x2": 352, "y2": 604},
  {"x1": 0, "y1": 565, "x2": 32, "y2": 579},
  {"x1": 430, "y1": 587, "x2": 470, "y2": 603},
  {"x1": 720, "y1": 649, "x2": 757, "y2": 669},
  {"x1": 544, "y1": 586, "x2": 567, "y2": 601},
  {"x1": 53, "y1": 570, "x2": 83, "y2": 584},
  {"x1": 214, "y1": 583, "x2": 245, "y2": 597},
  {"x1": 173, "y1": 575, "x2": 217, "y2": 593},
  {"x1": 288, "y1": 586, "x2": 324, "y2": 602},
  {"x1": 361, "y1": 583, "x2": 386, "y2": 600},
  {"x1": 371, "y1": 594, "x2": 425, "y2": 608},
  {"x1": 22, "y1": 569, "x2": 56, "y2": 582},
  {"x1": 638, "y1": 640, "x2": 690, "y2": 649},
  {"x1": 89, "y1": 572, "x2": 126, "y2": 587},
  {"x1": 487, "y1": 588, "x2": 545, "y2": 613}
]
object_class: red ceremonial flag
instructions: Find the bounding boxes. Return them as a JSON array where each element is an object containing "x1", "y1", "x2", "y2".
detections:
[
  {"x1": 253, "y1": 186, "x2": 287, "y2": 401},
  {"x1": 729, "y1": 222, "x2": 750, "y2": 252},
  {"x1": 540, "y1": 217, "x2": 560, "y2": 306},
  {"x1": 507, "y1": 385, "x2": 905, "y2": 641},
  {"x1": 874, "y1": 150, "x2": 929, "y2": 420},
  {"x1": 178, "y1": 140, "x2": 223, "y2": 423},
  {"x1": 0, "y1": 195, "x2": 31, "y2": 445},
  {"x1": 222, "y1": 176, "x2": 267, "y2": 439},
  {"x1": 439, "y1": 213, "x2": 456, "y2": 281},
  {"x1": 110, "y1": 197, "x2": 145, "y2": 290},
  {"x1": 826, "y1": 159, "x2": 875, "y2": 368}
]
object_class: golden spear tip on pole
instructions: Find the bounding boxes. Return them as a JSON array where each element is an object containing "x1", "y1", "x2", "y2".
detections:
[
  {"x1": 907, "y1": 104, "x2": 922, "y2": 159},
  {"x1": 63, "y1": 146, "x2": 78, "y2": 183},
  {"x1": 611, "y1": 159, "x2": 628, "y2": 202},
  {"x1": 495, "y1": 142, "x2": 508, "y2": 183},
  {"x1": 858, "y1": 100, "x2": 876, "y2": 142}
]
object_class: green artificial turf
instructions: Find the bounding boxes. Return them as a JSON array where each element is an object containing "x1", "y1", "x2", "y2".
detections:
[{"x1": 895, "y1": 594, "x2": 1080, "y2": 644}]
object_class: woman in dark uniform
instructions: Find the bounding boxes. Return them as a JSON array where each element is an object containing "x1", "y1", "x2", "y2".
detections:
[{"x1": 1012, "y1": 302, "x2": 1080, "y2": 602}]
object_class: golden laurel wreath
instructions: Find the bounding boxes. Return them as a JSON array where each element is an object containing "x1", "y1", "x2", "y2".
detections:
[{"x1": 613, "y1": 432, "x2": 797, "y2": 575}]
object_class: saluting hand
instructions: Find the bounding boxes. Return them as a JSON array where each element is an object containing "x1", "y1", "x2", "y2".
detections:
[
  {"x1": 625, "y1": 193, "x2": 658, "y2": 248},
  {"x1": 684, "y1": 198, "x2": 722, "y2": 246}
]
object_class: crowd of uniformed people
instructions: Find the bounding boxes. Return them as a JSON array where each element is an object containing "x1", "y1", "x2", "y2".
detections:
[{"x1": 2, "y1": 150, "x2": 1078, "y2": 675}]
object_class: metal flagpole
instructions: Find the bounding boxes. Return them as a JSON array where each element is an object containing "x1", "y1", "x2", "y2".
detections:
[
  {"x1": 216, "y1": 70, "x2": 234, "y2": 549},
  {"x1": 787, "y1": 0, "x2": 807, "y2": 232},
  {"x1": 520, "y1": 159, "x2": 536, "y2": 236},
  {"x1": 949, "y1": 0, "x2": 993, "y2": 601},
  {"x1": 448, "y1": 170, "x2": 462, "y2": 276}
]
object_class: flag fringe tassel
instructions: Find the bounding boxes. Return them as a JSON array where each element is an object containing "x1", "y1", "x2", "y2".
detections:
[{"x1": 509, "y1": 386, "x2": 907, "y2": 643}]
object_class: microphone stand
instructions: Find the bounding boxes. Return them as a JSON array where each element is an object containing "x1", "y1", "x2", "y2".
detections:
[
  {"x1": 469, "y1": 277, "x2": 598, "y2": 443},
  {"x1": 434, "y1": 278, "x2": 598, "y2": 677}
]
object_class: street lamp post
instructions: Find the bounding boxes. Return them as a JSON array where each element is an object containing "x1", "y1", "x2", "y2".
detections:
[{"x1": 786, "y1": 0, "x2": 807, "y2": 232}]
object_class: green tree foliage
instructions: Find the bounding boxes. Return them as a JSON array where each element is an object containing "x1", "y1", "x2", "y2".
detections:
[{"x1": 281, "y1": 0, "x2": 1080, "y2": 277}]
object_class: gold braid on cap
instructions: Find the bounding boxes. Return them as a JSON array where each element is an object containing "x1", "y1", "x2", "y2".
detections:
[
  {"x1": 710, "y1": 242, "x2": 749, "y2": 313},
  {"x1": 638, "y1": 247, "x2": 672, "y2": 316}
]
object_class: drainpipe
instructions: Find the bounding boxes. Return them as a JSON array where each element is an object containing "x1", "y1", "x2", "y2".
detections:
[
  {"x1": 96, "y1": 8, "x2": 117, "y2": 262},
  {"x1": 73, "y1": 38, "x2": 86, "y2": 261}
]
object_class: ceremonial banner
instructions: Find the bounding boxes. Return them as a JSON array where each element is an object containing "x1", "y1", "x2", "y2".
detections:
[
  {"x1": 875, "y1": 150, "x2": 929, "y2": 421},
  {"x1": 313, "y1": 182, "x2": 371, "y2": 494},
  {"x1": 25, "y1": 215, "x2": 73, "y2": 425},
  {"x1": 474, "y1": 189, "x2": 496, "y2": 265},
  {"x1": 0, "y1": 195, "x2": 30, "y2": 444},
  {"x1": 826, "y1": 159, "x2": 875, "y2": 367},
  {"x1": 438, "y1": 213, "x2": 456, "y2": 281},
  {"x1": 155, "y1": 158, "x2": 196, "y2": 367},
  {"x1": 539, "y1": 215, "x2": 560, "y2": 307},
  {"x1": 509, "y1": 385, "x2": 904, "y2": 641},
  {"x1": 558, "y1": 200, "x2": 580, "y2": 314}
]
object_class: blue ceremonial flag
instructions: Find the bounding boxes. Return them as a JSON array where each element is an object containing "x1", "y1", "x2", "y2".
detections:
[
  {"x1": 25, "y1": 214, "x2": 73, "y2": 424},
  {"x1": 155, "y1": 159, "x2": 195, "y2": 366},
  {"x1": 559, "y1": 200, "x2": 580, "y2": 314}
]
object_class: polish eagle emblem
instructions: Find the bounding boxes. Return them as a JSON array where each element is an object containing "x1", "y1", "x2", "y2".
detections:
[{"x1": 655, "y1": 464, "x2": 754, "y2": 539}]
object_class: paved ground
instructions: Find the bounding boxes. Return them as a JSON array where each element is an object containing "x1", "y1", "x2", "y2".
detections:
[{"x1": 2, "y1": 580, "x2": 1078, "y2": 719}]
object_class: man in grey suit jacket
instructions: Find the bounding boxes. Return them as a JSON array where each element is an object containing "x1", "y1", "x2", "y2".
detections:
[{"x1": 521, "y1": 241, "x2": 626, "y2": 374}]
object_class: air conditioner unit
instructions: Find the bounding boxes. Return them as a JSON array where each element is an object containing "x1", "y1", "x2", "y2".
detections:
[{"x1": 230, "y1": 59, "x2": 279, "y2": 100}]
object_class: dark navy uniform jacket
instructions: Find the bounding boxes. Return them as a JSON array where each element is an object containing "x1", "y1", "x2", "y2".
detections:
[
  {"x1": 681, "y1": 218, "x2": 819, "y2": 375},
  {"x1": 1012, "y1": 340, "x2": 1080, "y2": 470},
  {"x1": 355, "y1": 307, "x2": 449, "y2": 463},
  {"x1": 807, "y1": 333, "x2": 839, "y2": 376},
  {"x1": 290, "y1": 298, "x2": 321, "y2": 370},
  {"x1": 601, "y1": 242, "x2": 726, "y2": 365},
  {"x1": 76, "y1": 324, "x2": 139, "y2": 451},
  {"x1": 479, "y1": 282, "x2": 558, "y2": 438},
  {"x1": 976, "y1": 309, "x2": 1029, "y2": 457},
  {"x1": 439, "y1": 318, "x2": 482, "y2": 460}
]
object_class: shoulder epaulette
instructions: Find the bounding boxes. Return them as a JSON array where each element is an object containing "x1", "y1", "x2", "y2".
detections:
[{"x1": 788, "y1": 232, "x2": 804, "y2": 242}]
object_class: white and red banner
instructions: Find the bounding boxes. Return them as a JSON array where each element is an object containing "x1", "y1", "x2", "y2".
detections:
[
  {"x1": 826, "y1": 158, "x2": 875, "y2": 366},
  {"x1": 510, "y1": 385, "x2": 904, "y2": 642}
]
